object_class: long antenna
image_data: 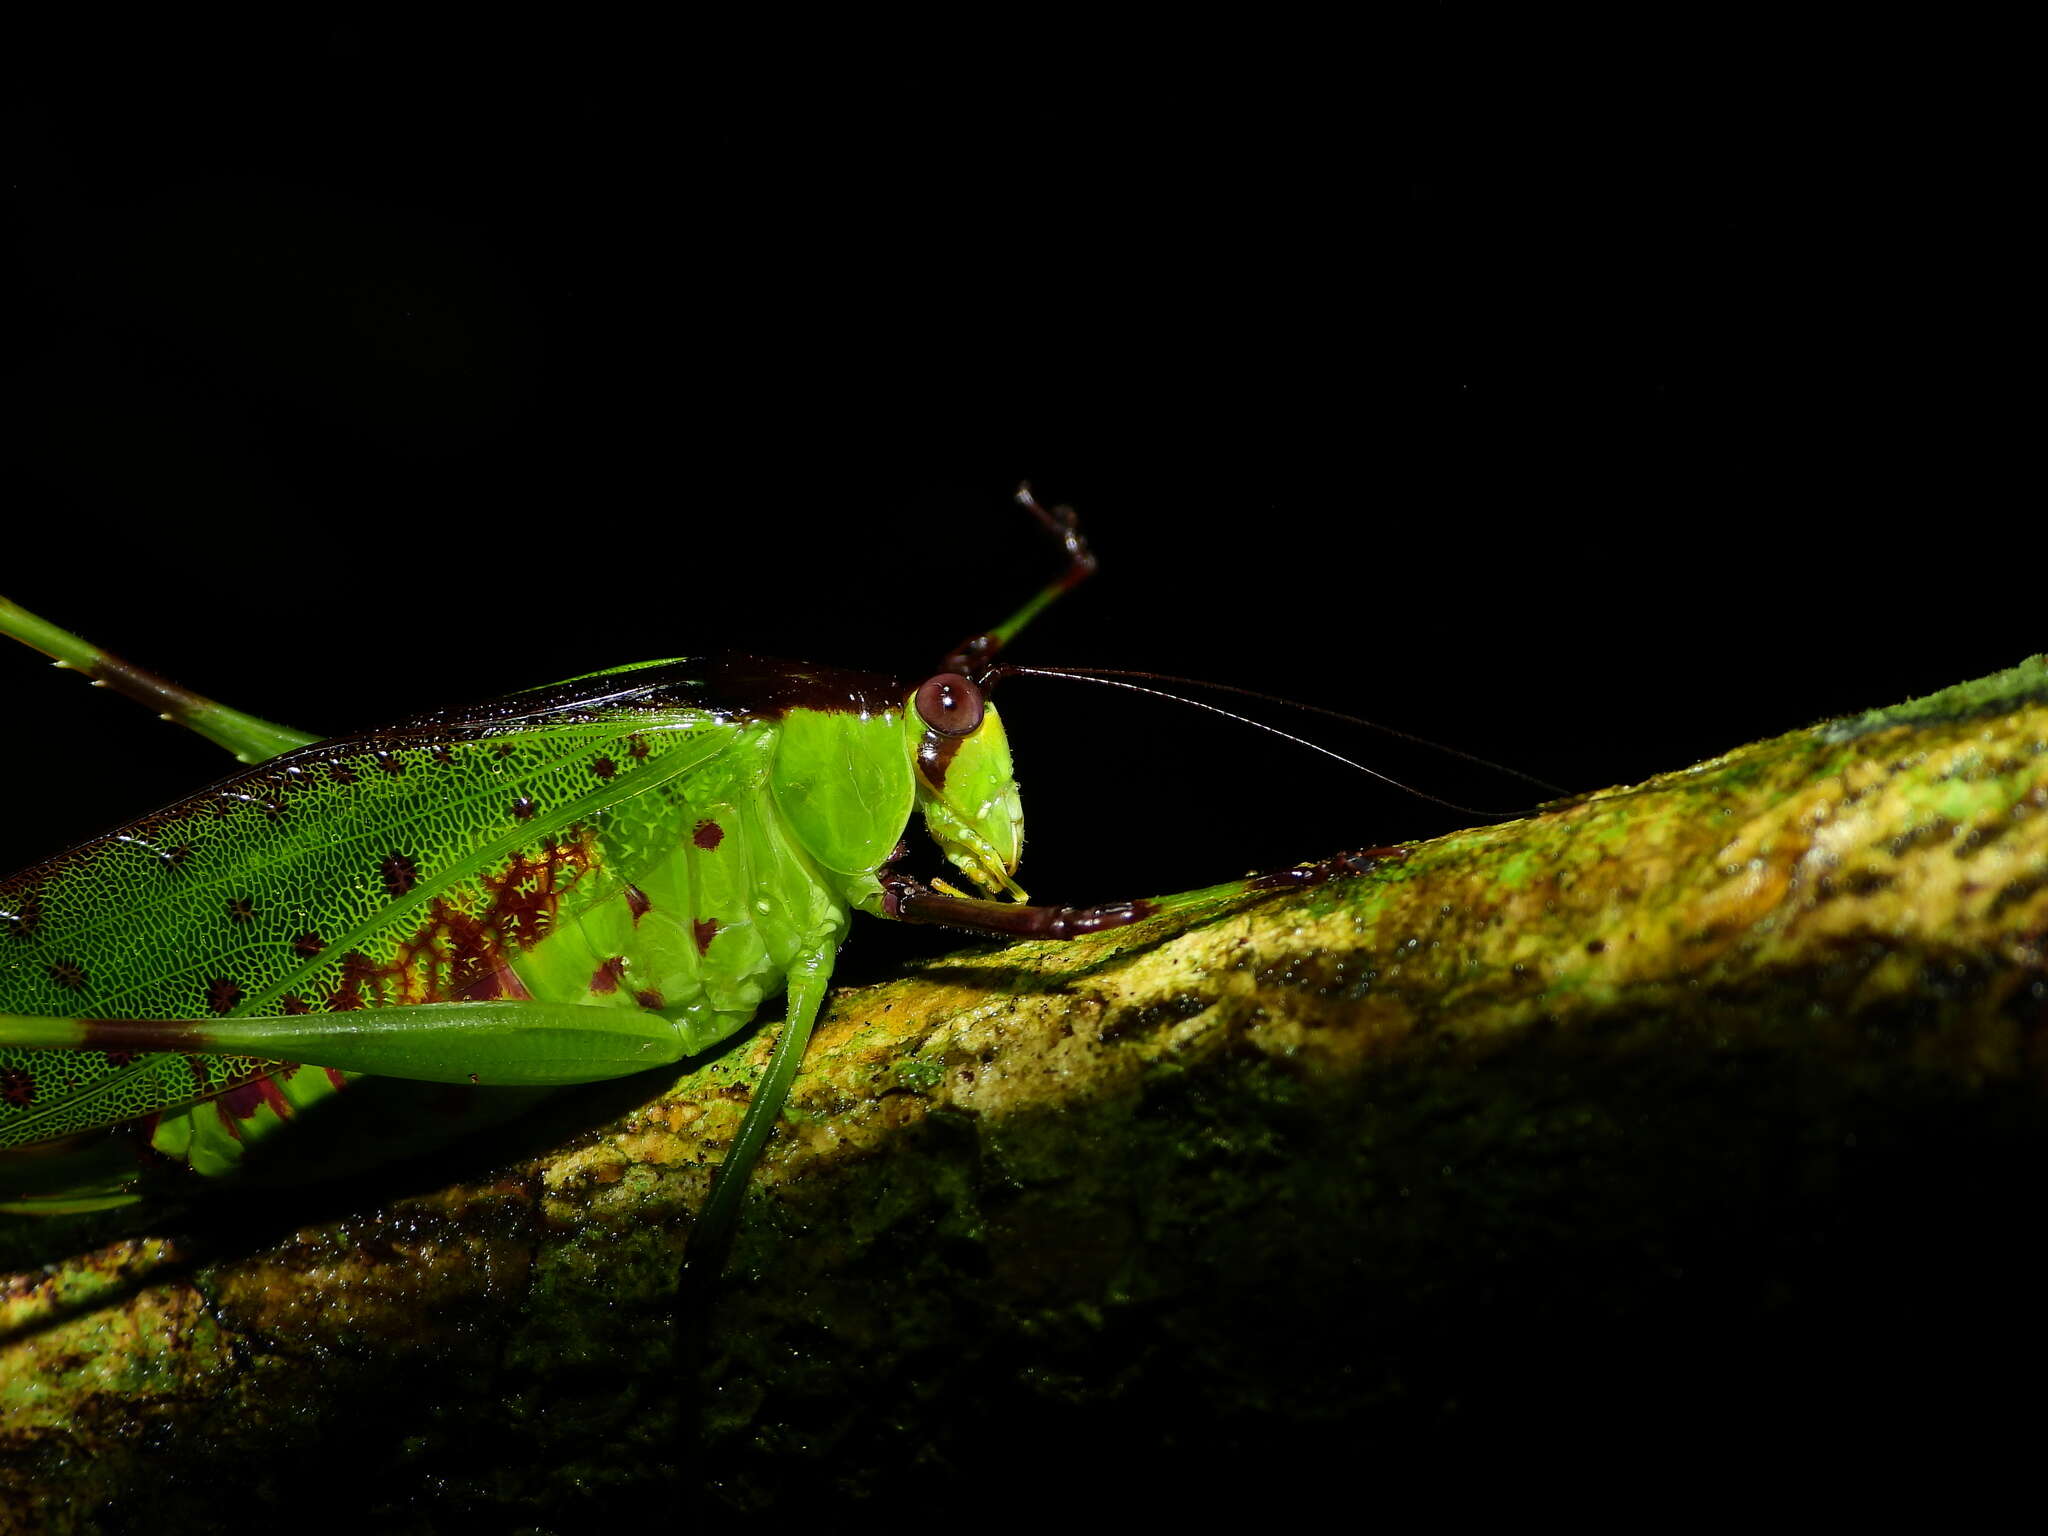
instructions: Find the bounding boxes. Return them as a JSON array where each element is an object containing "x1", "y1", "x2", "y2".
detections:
[
  {"x1": 1010, "y1": 665, "x2": 1569, "y2": 796},
  {"x1": 991, "y1": 665, "x2": 1549, "y2": 820}
]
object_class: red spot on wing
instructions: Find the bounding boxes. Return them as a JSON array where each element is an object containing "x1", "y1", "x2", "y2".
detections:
[
  {"x1": 330, "y1": 950, "x2": 378, "y2": 1011},
  {"x1": 381, "y1": 852, "x2": 421, "y2": 898},
  {"x1": 590, "y1": 956, "x2": 627, "y2": 994},
  {"x1": 693, "y1": 918, "x2": 719, "y2": 956},
  {"x1": 1, "y1": 1068, "x2": 34, "y2": 1107},
  {"x1": 692, "y1": 819, "x2": 724, "y2": 850},
  {"x1": 338, "y1": 835, "x2": 599, "y2": 1009},
  {"x1": 591, "y1": 756, "x2": 617, "y2": 780},
  {"x1": 210, "y1": 1093, "x2": 254, "y2": 1138},
  {"x1": 477, "y1": 957, "x2": 535, "y2": 1002},
  {"x1": 624, "y1": 884, "x2": 652, "y2": 923},
  {"x1": 214, "y1": 1071, "x2": 296, "y2": 1129},
  {"x1": 293, "y1": 931, "x2": 325, "y2": 958},
  {"x1": 206, "y1": 977, "x2": 244, "y2": 1014},
  {"x1": 47, "y1": 960, "x2": 87, "y2": 990},
  {"x1": 2, "y1": 883, "x2": 44, "y2": 939},
  {"x1": 634, "y1": 988, "x2": 666, "y2": 1010}
]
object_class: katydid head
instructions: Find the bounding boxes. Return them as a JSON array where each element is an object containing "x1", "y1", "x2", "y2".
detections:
[
  {"x1": 906, "y1": 671, "x2": 1026, "y2": 901},
  {"x1": 694, "y1": 653, "x2": 1026, "y2": 903}
]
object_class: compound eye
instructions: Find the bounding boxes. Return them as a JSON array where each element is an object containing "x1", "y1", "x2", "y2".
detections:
[{"x1": 915, "y1": 673, "x2": 984, "y2": 737}]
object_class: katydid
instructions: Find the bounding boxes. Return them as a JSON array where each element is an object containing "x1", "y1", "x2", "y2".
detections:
[{"x1": 0, "y1": 488, "x2": 1400, "y2": 1273}]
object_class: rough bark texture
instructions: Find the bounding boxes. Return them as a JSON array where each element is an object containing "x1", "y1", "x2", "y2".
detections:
[{"x1": 5, "y1": 658, "x2": 2048, "y2": 1529}]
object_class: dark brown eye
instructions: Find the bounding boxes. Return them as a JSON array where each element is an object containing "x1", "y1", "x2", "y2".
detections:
[{"x1": 914, "y1": 673, "x2": 984, "y2": 736}]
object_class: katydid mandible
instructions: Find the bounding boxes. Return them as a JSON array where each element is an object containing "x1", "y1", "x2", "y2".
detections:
[{"x1": 0, "y1": 490, "x2": 1394, "y2": 1270}]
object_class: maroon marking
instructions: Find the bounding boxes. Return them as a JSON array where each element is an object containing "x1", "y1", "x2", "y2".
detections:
[
  {"x1": 124, "y1": 838, "x2": 185, "y2": 873},
  {"x1": 214, "y1": 1081, "x2": 263, "y2": 1128},
  {"x1": 78, "y1": 650, "x2": 205, "y2": 723},
  {"x1": 879, "y1": 867, "x2": 1154, "y2": 940},
  {"x1": 0, "y1": 883, "x2": 43, "y2": 939},
  {"x1": 431, "y1": 745, "x2": 455, "y2": 765},
  {"x1": 341, "y1": 835, "x2": 599, "y2": 1008},
  {"x1": 55, "y1": 1024, "x2": 301, "y2": 1126},
  {"x1": 493, "y1": 848, "x2": 569, "y2": 949},
  {"x1": 206, "y1": 977, "x2": 244, "y2": 1015},
  {"x1": 165, "y1": 844, "x2": 193, "y2": 870},
  {"x1": 292, "y1": 931, "x2": 325, "y2": 958},
  {"x1": 227, "y1": 897, "x2": 255, "y2": 924},
  {"x1": 693, "y1": 818, "x2": 724, "y2": 850},
  {"x1": 512, "y1": 795, "x2": 538, "y2": 821},
  {"x1": 692, "y1": 918, "x2": 718, "y2": 955},
  {"x1": 634, "y1": 988, "x2": 666, "y2": 1010},
  {"x1": 1243, "y1": 846, "x2": 1407, "y2": 892},
  {"x1": 624, "y1": 884, "x2": 652, "y2": 922},
  {"x1": 381, "y1": 852, "x2": 421, "y2": 899},
  {"x1": 261, "y1": 797, "x2": 287, "y2": 821},
  {"x1": 329, "y1": 950, "x2": 379, "y2": 1012},
  {"x1": 328, "y1": 763, "x2": 358, "y2": 786},
  {"x1": 280, "y1": 995, "x2": 312, "y2": 1015},
  {"x1": 1, "y1": 1067, "x2": 34, "y2": 1108},
  {"x1": 373, "y1": 751, "x2": 404, "y2": 776},
  {"x1": 47, "y1": 960, "x2": 87, "y2": 991},
  {"x1": 74, "y1": 1021, "x2": 212, "y2": 1054},
  {"x1": 627, "y1": 734, "x2": 650, "y2": 760},
  {"x1": 257, "y1": 1073, "x2": 297, "y2": 1116},
  {"x1": 591, "y1": 756, "x2": 617, "y2": 780},
  {"x1": 589, "y1": 956, "x2": 628, "y2": 994},
  {"x1": 492, "y1": 742, "x2": 517, "y2": 760},
  {"x1": 215, "y1": 1072, "x2": 295, "y2": 1128},
  {"x1": 917, "y1": 728, "x2": 968, "y2": 789},
  {"x1": 702, "y1": 654, "x2": 908, "y2": 721}
]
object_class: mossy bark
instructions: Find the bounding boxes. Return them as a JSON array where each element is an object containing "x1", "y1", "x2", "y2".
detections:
[{"x1": 5, "y1": 659, "x2": 2048, "y2": 1528}]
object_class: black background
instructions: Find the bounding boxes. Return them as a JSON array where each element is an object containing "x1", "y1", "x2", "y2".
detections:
[
  {"x1": 3, "y1": 32, "x2": 2026, "y2": 932},
  {"x1": 0, "y1": 20, "x2": 2034, "y2": 1520}
]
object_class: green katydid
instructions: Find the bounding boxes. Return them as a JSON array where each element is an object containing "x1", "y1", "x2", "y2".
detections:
[{"x1": 0, "y1": 488, "x2": 1402, "y2": 1274}]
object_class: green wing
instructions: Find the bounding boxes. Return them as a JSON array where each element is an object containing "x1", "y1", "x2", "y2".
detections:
[{"x1": 0, "y1": 662, "x2": 747, "y2": 1156}]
